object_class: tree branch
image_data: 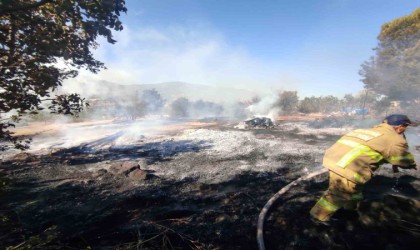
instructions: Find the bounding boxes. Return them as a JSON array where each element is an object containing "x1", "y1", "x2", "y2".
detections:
[{"x1": 0, "y1": 0, "x2": 56, "y2": 16}]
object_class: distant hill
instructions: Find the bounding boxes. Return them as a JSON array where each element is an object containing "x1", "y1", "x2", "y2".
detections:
[{"x1": 60, "y1": 81, "x2": 260, "y2": 103}]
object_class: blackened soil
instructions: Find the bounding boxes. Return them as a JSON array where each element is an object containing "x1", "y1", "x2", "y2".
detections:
[
  {"x1": 0, "y1": 160, "x2": 293, "y2": 249},
  {"x1": 1, "y1": 124, "x2": 420, "y2": 249}
]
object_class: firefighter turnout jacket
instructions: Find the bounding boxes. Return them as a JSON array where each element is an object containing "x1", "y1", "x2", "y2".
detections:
[{"x1": 323, "y1": 123, "x2": 417, "y2": 184}]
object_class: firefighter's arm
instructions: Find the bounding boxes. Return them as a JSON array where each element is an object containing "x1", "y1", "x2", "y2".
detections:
[{"x1": 387, "y1": 141, "x2": 417, "y2": 168}]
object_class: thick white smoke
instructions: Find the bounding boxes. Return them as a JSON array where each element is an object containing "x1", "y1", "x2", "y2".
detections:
[{"x1": 245, "y1": 94, "x2": 281, "y2": 122}]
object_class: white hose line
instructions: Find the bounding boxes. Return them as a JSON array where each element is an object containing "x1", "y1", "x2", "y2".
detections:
[{"x1": 257, "y1": 168, "x2": 328, "y2": 250}]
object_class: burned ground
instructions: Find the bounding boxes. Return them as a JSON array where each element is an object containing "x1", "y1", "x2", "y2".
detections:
[{"x1": 1, "y1": 119, "x2": 420, "y2": 249}]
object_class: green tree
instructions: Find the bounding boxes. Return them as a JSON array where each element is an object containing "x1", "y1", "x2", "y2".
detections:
[
  {"x1": 319, "y1": 95, "x2": 340, "y2": 113},
  {"x1": 276, "y1": 91, "x2": 299, "y2": 113},
  {"x1": 170, "y1": 97, "x2": 190, "y2": 118},
  {"x1": 0, "y1": 0, "x2": 127, "y2": 150},
  {"x1": 125, "y1": 93, "x2": 146, "y2": 120},
  {"x1": 190, "y1": 99, "x2": 224, "y2": 118},
  {"x1": 298, "y1": 95, "x2": 341, "y2": 114},
  {"x1": 141, "y1": 89, "x2": 166, "y2": 114},
  {"x1": 343, "y1": 94, "x2": 356, "y2": 110},
  {"x1": 360, "y1": 8, "x2": 420, "y2": 101},
  {"x1": 298, "y1": 96, "x2": 320, "y2": 114}
]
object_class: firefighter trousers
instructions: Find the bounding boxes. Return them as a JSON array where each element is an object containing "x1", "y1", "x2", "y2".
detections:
[{"x1": 310, "y1": 171, "x2": 364, "y2": 221}]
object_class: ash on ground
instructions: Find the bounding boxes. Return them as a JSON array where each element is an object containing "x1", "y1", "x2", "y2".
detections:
[{"x1": 1, "y1": 118, "x2": 420, "y2": 249}]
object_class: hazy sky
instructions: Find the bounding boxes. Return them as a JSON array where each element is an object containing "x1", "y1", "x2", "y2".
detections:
[{"x1": 70, "y1": 0, "x2": 420, "y2": 98}]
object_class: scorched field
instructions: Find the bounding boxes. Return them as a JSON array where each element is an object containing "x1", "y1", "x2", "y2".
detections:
[{"x1": 1, "y1": 117, "x2": 420, "y2": 249}]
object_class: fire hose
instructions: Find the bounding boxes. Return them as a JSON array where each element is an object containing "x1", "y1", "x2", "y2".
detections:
[{"x1": 256, "y1": 168, "x2": 328, "y2": 250}]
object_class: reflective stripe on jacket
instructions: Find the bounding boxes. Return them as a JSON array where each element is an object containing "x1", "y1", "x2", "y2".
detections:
[{"x1": 323, "y1": 123, "x2": 416, "y2": 184}]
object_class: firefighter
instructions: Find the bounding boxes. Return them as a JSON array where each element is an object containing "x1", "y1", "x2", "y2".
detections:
[{"x1": 310, "y1": 114, "x2": 417, "y2": 225}]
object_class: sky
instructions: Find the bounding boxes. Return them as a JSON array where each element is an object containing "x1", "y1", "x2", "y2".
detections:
[{"x1": 68, "y1": 0, "x2": 420, "y2": 98}]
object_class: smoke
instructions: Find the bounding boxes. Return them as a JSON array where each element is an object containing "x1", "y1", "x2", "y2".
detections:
[
  {"x1": 405, "y1": 127, "x2": 420, "y2": 164},
  {"x1": 245, "y1": 94, "x2": 281, "y2": 122},
  {"x1": 51, "y1": 22, "x2": 304, "y2": 124},
  {"x1": 23, "y1": 119, "x2": 173, "y2": 153},
  {"x1": 57, "y1": 23, "x2": 292, "y2": 108}
]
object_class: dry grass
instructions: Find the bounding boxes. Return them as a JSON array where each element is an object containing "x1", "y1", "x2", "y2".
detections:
[
  {"x1": 11, "y1": 119, "x2": 115, "y2": 136},
  {"x1": 11, "y1": 119, "x2": 221, "y2": 137}
]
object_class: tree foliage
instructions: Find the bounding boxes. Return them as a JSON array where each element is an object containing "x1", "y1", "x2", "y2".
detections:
[
  {"x1": 298, "y1": 95, "x2": 341, "y2": 114},
  {"x1": 360, "y1": 8, "x2": 420, "y2": 100},
  {"x1": 0, "y1": 0, "x2": 127, "y2": 150},
  {"x1": 170, "y1": 97, "x2": 190, "y2": 118},
  {"x1": 118, "y1": 89, "x2": 165, "y2": 120},
  {"x1": 276, "y1": 91, "x2": 299, "y2": 113},
  {"x1": 141, "y1": 89, "x2": 166, "y2": 115},
  {"x1": 298, "y1": 96, "x2": 321, "y2": 114},
  {"x1": 191, "y1": 99, "x2": 224, "y2": 118}
]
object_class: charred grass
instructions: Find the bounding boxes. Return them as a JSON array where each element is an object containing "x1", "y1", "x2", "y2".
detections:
[{"x1": 1, "y1": 123, "x2": 420, "y2": 249}]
